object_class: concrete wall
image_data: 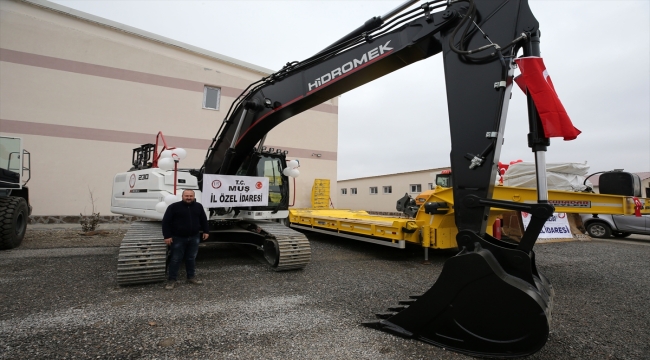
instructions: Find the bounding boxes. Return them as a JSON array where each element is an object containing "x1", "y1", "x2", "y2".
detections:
[
  {"x1": 337, "y1": 167, "x2": 450, "y2": 212},
  {"x1": 0, "y1": 0, "x2": 338, "y2": 215}
]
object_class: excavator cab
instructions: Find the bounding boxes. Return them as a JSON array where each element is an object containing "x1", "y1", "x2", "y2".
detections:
[
  {"x1": 235, "y1": 150, "x2": 290, "y2": 210},
  {"x1": 435, "y1": 170, "x2": 452, "y2": 188}
]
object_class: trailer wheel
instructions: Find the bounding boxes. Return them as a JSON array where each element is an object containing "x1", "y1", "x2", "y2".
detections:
[
  {"x1": 586, "y1": 222, "x2": 611, "y2": 239},
  {"x1": 0, "y1": 197, "x2": 29, "y2": 250}
]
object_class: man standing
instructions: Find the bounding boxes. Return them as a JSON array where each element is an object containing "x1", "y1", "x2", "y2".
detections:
[{"x1": 162, "y1": 189, "x2": 209, "y2": 290}]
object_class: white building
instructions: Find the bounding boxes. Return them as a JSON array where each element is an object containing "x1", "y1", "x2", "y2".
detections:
[
  {"x1": 337, "y1": 167, "x2": 450, "y2": 213},
  {"x1": 0, "y1": 0, "x2": 338, "y2": 220}
]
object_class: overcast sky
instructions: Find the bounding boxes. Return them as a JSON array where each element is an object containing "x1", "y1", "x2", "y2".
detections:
[{"x1": 50, "y1": 0, "x2": 650, "y2": 180}]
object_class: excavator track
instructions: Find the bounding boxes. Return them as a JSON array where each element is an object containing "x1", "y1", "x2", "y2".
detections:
[
  {"x1": 249, "y1": 220, "x2": 311, "y2": 271},
  {"x1": 116, "y1": 221, "x2": 167, "y2": 286}
]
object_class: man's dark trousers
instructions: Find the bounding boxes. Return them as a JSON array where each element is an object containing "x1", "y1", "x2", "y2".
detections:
[
  {"x1": 162, "y1": 200, "x2": 209, "y2": 281},
  {"x1": 167, "y1": 235, "x2": 200, "y2": 281}
]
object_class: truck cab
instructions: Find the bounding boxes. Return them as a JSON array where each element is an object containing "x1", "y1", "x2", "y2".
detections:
[{"x1": 0, "y1": 135, "x2": 31, "y2": 249}]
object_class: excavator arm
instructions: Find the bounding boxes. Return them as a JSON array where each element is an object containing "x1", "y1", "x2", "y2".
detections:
[{"x1": 204, "y1": 0, "x2": 559, "y2": 357}]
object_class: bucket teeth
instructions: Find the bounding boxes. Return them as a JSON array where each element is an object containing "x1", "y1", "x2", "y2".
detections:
[
  {"x1": 398, "y1": 299, "x2": 417, "y2": 305},
  {"x1": 375, "y1": 312, "x2": 397, "y2": 319},
  {"x1": 361, "y1": 319, "x2": 383, "y2": 328},
  {"x1": 362, "y1": 235, "x2": 555, "y2": 358},
  {"x1": 377, "y1": 300, "x2": 414, "y2": 317},
  {"x1": 408, "y1": 294, "x2": 422, "y2": 299}
]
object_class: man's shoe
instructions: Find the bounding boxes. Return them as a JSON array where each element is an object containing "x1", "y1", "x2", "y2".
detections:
[
  {"x1": 187, "y1": 278, "x2": 203, "y2": 285},
  {"x1": 165, "y1": 280, "x2": 176, "y2": 290}
]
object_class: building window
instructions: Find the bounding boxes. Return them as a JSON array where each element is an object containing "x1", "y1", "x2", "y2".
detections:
[
  {"x1": 428, "y1": 183, "x2": 434, "y2": 190},
  {"x1": 203, "y1": 86, "x2": 221, "y2": 110},
  {"x1": 383, "y1": 186, "x2": 392, "y2": 194},
  {"x1": 410, "y1": 184, "x2": 422, "y2": 193},
  {"x1": 370, "y1": 186, "x2": 378, "y2": 195},
  {"x1": 351, "y1": 188, "x2": 357, "y2": 195},
  {"x1": 341, "y1": 188, "x2": 347, "y2": 195}
]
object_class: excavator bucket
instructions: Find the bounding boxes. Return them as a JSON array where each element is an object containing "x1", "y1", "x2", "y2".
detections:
[{"x1": 364, "y1": 232, "x2": 553, "y2": 358}]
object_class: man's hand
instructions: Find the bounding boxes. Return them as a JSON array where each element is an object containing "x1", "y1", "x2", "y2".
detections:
[
  {"x1": 202, "y1": 233, "x2": 209, "y2": 241},
  {"x1": 164, "y1": 238, "x2": 173, "y2": 245}
]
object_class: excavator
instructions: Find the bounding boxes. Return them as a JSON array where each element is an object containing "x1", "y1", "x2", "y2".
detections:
[{"x1": 109, "y1": 0, "x2": 646, "y2": 356}]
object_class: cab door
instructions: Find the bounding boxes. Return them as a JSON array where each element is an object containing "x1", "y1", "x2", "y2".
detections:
[{"x1": 236, "y1": 153, "x2": 288, "y2": 209}]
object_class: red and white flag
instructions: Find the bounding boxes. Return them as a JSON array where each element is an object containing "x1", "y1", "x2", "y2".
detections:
[{"x1": 514, "y1": 57, "x2": 581, "y2": 141}]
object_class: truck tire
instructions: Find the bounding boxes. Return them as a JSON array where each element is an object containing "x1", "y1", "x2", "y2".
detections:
[
  {"x1": 0, "y1": 197, "x2": 29, "y2": 250},
  {"x1": 612, "y1": 231, "x2": 632, "y2": 238},
  {"x1": 586, "y1": 222, "x2": 612, "y2": 239}
]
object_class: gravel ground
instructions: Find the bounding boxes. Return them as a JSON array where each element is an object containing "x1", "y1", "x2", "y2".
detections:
[
  {"x1": 17, "y1": 227, "x2": 127, "y2": 249},
  {"x1": 0, "y1": 226, "x2": 649, "y2": 359}
]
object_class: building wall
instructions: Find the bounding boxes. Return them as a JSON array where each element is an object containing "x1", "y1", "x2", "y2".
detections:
[
  {"x1": 0, "y1": 0, "x2": 338, "y2": 215},
  {"x1": 337, "y1": 167, "x2": 450, "y2": 212}
]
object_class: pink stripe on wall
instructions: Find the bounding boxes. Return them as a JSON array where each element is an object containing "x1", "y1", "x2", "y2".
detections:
[
  {"x1": 0, "y1": 119, "x2": 336, "y2": 160},
  {"x1": 0, "y1": 118, "x2": 210, "y2": 149},
  {"x1": 0, "y1": 48, "x2": 339, "y2": 114},
  {"x1": 0, "y1": 48, "x2": 240, "y2": 96}
]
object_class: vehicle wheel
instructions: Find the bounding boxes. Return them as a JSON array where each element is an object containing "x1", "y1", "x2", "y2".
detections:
[
  {"x1": 586, "y1": 222, "x2": 612, "y2": 238},
  {"x1": 612, "y1": 231, "x2": 632, "y2": 238},
  {"x1": 0, "y1": 197, "x2": 29, "y2": 250}
]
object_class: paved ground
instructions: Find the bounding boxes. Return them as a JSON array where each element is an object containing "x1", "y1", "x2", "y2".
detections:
[
  {"x1": 0, "y1": 228, "x2": 649, "y2": 359},
  {"x1": 598, "y1": 233, "x2": 650, "y2": 246}
]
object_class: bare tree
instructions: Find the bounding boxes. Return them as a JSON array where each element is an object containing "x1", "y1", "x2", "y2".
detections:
[{"x1": 80, "y1": 187, "x2": 100, "y2": 232}]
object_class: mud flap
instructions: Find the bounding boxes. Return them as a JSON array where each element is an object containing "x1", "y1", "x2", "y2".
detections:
[{"x1": 364, "y1": 233, "x2": 553, "y2": 358}]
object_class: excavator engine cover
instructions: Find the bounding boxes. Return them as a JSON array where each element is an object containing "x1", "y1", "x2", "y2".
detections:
[{"x1": 365, "y1": 232, "x2": 553, "y2": 358}]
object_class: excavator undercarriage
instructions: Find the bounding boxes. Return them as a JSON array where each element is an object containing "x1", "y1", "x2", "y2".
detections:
[{"x1": 116, "y1": 219, "x2": 311, "y2": 286}]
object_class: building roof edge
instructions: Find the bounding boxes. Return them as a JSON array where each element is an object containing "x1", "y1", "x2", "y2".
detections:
[
  {"x1": 338, "y1": 167, "x2": 451, "y2": 182},
  {"x1": 19, "y1": 0, "x2": 275, "y2": 75}
]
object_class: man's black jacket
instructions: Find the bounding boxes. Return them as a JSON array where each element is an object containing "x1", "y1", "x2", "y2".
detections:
[{"x1": 162, "y1": 200, "x2": 209, "y2": 239}]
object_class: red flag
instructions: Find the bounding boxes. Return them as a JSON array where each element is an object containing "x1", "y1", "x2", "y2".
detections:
[
  {"x1": 633, "y1": 197, "x2": 642, "y2": 217},
  {"x1": 514, "y1": 57, "x2": 581, "y2": 141}
]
